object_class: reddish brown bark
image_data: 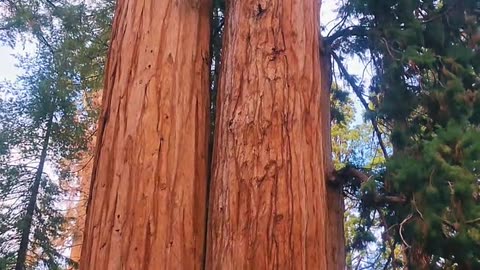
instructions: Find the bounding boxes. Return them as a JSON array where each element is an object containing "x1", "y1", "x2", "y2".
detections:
[
  {"x1": 321, "y1": 49, "x2": 346, "y2": 270},
  {"x1": 80, "y1": 1, "x2": 212, "y2": 269},
  {"x1": 407, "y1": 245, "x2": 431, "y2": 270},
  {"x1": 326, "y1": 184, "x2": 346, "y2": 269},
  {"x1": 206, "y1": 1, "x2": 333, "y2": 269}
]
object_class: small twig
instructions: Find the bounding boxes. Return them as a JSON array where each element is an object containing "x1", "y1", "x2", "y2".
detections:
[
  {"x1": 35, "y1": 30, "x2": 55, "y2": 55},
  {"x1": 466, "y1": 217, "x2": 480, "y2": 225},
  {"x1": 380, "y1": 38, "x2": 400, "y2": 61},
  {"x1": 383, "y1": 252, "x2": 393, "y2": 270},
  {"x1": 376, "y1": 195, "x2": 407, "y2": 204},
  {"x1": 377, "y1": 207, "x2": 397, "y2": 270},
  {"x1": 71, "y1": 155, "x2": 94, "y2": 173},
  {"x1": 330, "y1": 166, "x2": 370, "y2": 185},
  {"x1": 326, "y1": 14, "x2": 348, "y2": 40},
  {"x1": 399, "y1": 214, "x2": 414, "y2": 248},
  {"x1": 419, "y1": 5, "x2": 455, "y2": 23},
  {"x1": 441, "y1": 218, "x2": 456, "y2": 231},
  {"x1": 412, "y1": 196, "x2": 424, "y2": 220}
]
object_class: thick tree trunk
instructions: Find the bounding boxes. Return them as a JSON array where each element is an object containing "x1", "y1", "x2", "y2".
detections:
[
  {"x1": 15, "y1": 113, "x2": 53, "y2": 270},
  {"x1": 326, "y1": 181, "x2": 345, "y2": 270},
  {"x1": 206, "y1": 1, "x2": 333, "y2": 269},
  {"x1": 321, "y1": 48, "x2": 346, "y2": 270},
  {"x1": 80, "y1": 0, "x2": 212, "y2": 269}
]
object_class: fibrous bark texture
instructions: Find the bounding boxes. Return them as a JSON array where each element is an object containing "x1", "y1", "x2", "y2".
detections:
[
  {"x1": 322, "y1": 53, "x2": 346, "y2": 270},
  {"x1": 80, "y1": 0, "x2": 212, "y2": 269},
  {"x1": 206, "y1": 1, "x2": 331, "y2": 269}
]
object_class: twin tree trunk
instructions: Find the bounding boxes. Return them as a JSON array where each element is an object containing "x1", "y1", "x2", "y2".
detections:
[
  {"x1": 80, "y1": 0, "x2": 344, "y2": 269},
  {"x1": 206, "y1": 0, "x2": 341, "y2": 269},
  {"x1": 80, "y1": 0, "x2": 212, "y2": 268}
]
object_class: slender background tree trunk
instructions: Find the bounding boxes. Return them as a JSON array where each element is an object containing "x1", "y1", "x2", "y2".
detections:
[
  {"x1": 80, "y1": 0, "x2": 212, "y2": 269},
  {"x1": 15, "y1": 113, "x2": 53, "y2": 270},
  {"x1": 206, "y1": 1, "x2": 331, "y2": 268}
]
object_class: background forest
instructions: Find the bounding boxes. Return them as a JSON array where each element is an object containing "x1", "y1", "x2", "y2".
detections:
[{"x1": 0, "y1": 0, "x2": 479, "y2": 269}]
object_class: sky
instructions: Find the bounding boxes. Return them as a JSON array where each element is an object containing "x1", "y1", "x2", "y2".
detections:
[
  {"x1": 0, "y1": 44, "x2": 22, "y2": 82},
  {"x1": 0, "y1": 2, "x2": 342, "y2": 82},
  {"x1": 1, "y1": 2, "x2": 366, "y2": 125},
  {"x1": 0, "y1": 2, "x2": 367, "y2": 126}
]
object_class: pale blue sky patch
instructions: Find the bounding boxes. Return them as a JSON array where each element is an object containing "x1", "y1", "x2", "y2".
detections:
[{"x1": 0, "y1": 45, "x2": 21, "y2": 82}]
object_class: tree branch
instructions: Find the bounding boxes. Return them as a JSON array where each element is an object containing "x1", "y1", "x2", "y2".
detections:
[
  {"x1": 35, "y1": 30, "x2": 55, "y2": 55},
  {"x1": 331, "y1": 51, "x2": 389, "y2": 159},
  {"x1": 324, "y1": 26, "x2": 368, "y2": 46},
  {"x1": 330, "y1": 166, "x2": 369, "y2": 185},
  {"x1": 466, "y1": 217, "x2": 480, "y2": 225},
  {"x1": 330, "y1": 166, "x2": 406, "y2": 204}
]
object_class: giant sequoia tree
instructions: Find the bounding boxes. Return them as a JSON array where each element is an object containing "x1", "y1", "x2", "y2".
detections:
[
  {"x1": 205, "y1": 0, "x2": 340, "y2": 269},
  {"x1": 80, "y1": 1, "x2": 213, "y2": 269},
  {"x1": 80, "y1": 0, "x2": 345, "y2": 268}
]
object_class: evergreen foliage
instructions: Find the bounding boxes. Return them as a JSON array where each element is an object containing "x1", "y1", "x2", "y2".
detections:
[
  {"x1": 0, "y1": 0, "x2": 112, "y2": 268},
  {"x1": 327, "y1": 0, "x2": 480, "y2": 268}
]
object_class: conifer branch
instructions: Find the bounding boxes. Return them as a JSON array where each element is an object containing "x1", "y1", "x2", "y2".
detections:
[
  {"x1": 35, "y1": 31, "x2": 55, "y2": 55},
  {"x1": 331, "y1": 51, "x2": 389, "y2": 159},
  {"x1": 330, "y1": 166, "x2": 406, "y2": 204},
  {"x1": 324, "y1": 26, "x2": 368, "y2": 46},
  {"x1": 440, "y1": 219, "x2": 457, "y2": 231}
]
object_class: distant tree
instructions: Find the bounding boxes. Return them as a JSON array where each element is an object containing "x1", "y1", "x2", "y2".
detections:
[
  {"x1": 326, "y1": 0, "x2": 480, "y2": 268},
  {"x1": 0, "y1": 46, "x2": 88, "y2": 269},
  {"x1": 0, "y1": 1, "x2": 113, "y2": 269}
]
